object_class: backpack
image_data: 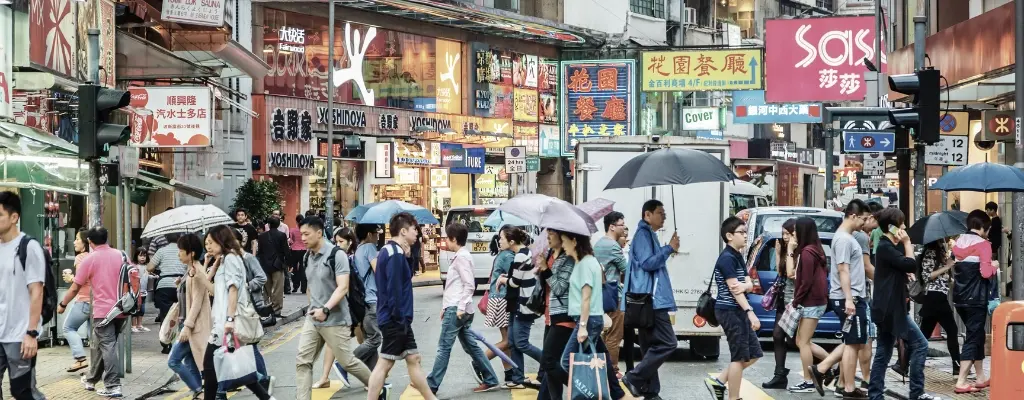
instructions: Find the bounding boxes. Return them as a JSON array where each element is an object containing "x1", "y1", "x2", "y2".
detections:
[
  {"x1": 17, "y1": 236, "x2": 58, "y2": 325},
  {"x1": 116, "y1": 252, "x2": 141, "y2": 315},
  {"x1": 305, "y1": 247, "x2": 368, "y2": 329}
]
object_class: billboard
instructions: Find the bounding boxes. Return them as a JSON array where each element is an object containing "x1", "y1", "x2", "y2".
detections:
[
  {"x1": 560, "y1": 59, "x2": 635, "y2": 156},
  {"x1": 127, "y1": 87, "x2": 214, "y2": 147},
  {"x1": 732, "y1": 90, "x2": 823, "y2": 124},
  {"x1": 764, "y1": 16, "x2": 885, "y2": 102},
  {"x1": 641, "y1": 49, "x2": 763, "y2": 91}
]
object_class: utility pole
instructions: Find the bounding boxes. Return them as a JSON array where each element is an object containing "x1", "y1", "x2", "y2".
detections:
[
  {"x1": 824, "y1": 123, "x2": 834, "y2": 205},
  {"x1": 1012, "y1": 0, "x2": 1024, "y2": 304},
  {"x1": 912, "y1": 1, "x2": 927, "y2": 222},
  {"x1": 87, "y1": 29, "x2": 101, "y2": 228},
  {"x1": 325, "y1": 1, "x2": 336, "y2": 235}
]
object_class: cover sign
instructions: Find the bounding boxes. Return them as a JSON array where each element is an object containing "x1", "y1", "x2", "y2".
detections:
[
  {"x1": 764, "y1": 16, "x2": 885, "y2": 102},
  {"x1": 127, "y1": 87, "x2": 213, "y2": 148}
]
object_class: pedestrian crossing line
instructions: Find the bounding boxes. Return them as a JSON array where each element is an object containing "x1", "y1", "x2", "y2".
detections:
[
  {"x1": 312, "y1": 380, "x2": 346, "y2": 400},
  {"x1": 706, "y1": 373, "x2": 774, "y2": 400}
]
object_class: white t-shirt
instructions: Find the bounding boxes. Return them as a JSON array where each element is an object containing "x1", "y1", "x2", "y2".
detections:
[{"x1": 0, "y1": 233, "x2": 46, "y2": 343}]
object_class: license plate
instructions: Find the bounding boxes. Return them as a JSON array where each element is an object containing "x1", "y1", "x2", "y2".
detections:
[{"x1": 471, "y1": 242, "x2": 489, "y2": 252}]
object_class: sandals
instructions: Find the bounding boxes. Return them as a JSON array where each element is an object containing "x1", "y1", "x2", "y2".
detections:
[
  {"x1": 953, "y1": 385, "x2": 981, "y2": 394},
  {"x1": 974, "y1": 380, "x2": 990, "y2": 389},
  {"x1": 66, "y1": 359, "x2": 88, "y2": 373},
  {"x1": 312, "y1": 380, "x2": 331, "y2": 389}
]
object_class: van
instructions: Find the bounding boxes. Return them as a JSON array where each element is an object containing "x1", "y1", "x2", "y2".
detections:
[{"x1": 438, "y1": 205, "x2": 504, "y2": 287}]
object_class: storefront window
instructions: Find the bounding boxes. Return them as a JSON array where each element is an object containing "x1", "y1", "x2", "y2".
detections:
[
  {"x1": 263, "y1": 8, "x2": 462, "y2": 114},
  {"x1": 310, "y1": 159, "x2": 364, "y2": 215}
]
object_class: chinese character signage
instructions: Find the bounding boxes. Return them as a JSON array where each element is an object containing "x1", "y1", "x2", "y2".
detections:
[
  {"x1": 127, "y1": 87, "x2": 214, "y2": 148},
  {"x1": 0, "y1": 7, "x2": 11, "y2": 120},
  {"x1": 376, "y1": 142, "x2": 393, "y2": 178},
  {"x1": 560, "y1": 59, "x2": 635, "y2": 156},
  {"x1": 732, "y1": 90, "x2": 823, "y2": 124},
  {"x1": 271, "y1": 108, "x2": 314, "y2": 142},
  {"x1": 514, "y1": 123, "x2": 539, "y2": 155},
  {"x1": 642, "y1": 49, "x2": 763, "y2": 91},
  {"x1": 514, "y1": 54, "x2": 538, "y2": 88},
  {"x1": 162, "y1": 0, "x2": 226, "y2": 27},
  {"x1": 513, "y1": 88, "x2": 539, "y2": 122},
  {"x1": 764, "y1": 17, "x2": 884, "y2": 102},
  {"x1": 538, "y1": 125, "x2": 561, "y2": 157}
]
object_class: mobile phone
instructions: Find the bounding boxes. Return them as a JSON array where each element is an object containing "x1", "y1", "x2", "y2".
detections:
[{"x1": 889, "y1": 225, "x2": 901, "y2": 236}]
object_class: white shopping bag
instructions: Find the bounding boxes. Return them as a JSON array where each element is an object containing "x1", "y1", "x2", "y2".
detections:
[{"x1": 213, "y1": 333, "x2": 259, "y2": 390}]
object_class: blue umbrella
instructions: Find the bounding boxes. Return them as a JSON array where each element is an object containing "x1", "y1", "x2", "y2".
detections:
[
  {"x1": 483, "y1": 210, "x2": 531, "y2": 229},
  {"x1": 344, "y1": 201, "x2": 381, "y2": 222},
  {"x1": 355, "y1": 200, "x2": 440, "y2": 225},
  {"x1": 931, "y1": 162, "x2": 1024, "y2": 192}
]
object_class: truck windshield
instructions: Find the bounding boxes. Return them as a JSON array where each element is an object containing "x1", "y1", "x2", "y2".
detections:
[
  {"x1": 755, "y1": 214, "x2": 842, "y2": 238},
  {"x1": 445, "y1": 209, "x2": 495, "y2": 233}
]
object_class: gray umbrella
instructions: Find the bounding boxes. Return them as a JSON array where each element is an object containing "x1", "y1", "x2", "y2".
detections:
[
  {"x1": 907, "y1": 211, "x2": 969, "y2": 245},
  {"x1": 604, "y1": 147, "x2": 737, "y2": 229}
]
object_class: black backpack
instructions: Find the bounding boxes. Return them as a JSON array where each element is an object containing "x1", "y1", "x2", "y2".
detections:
[
  {"x1": 305, "y1": 247, "x2": 369, "y2": 329},
  {"x1": 17, "y1": 236, "x2": 58, "y2": 326}
]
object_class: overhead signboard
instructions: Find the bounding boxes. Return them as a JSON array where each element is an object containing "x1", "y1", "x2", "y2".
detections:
[
  {"x1": 641, "y1": 49, "x2": 763, "y2": 91},
  {"x1": 764, "y1": 16, "x2": 884, "y2": 102},
  {"x1": 681, "y1": 107, "x2": 724, "y2": 131},
  {"x1": 128, "y1": 86, "x2": 214, "y2": 148},
  {"x1": 980, "y1": 110, "x2": 1016, "y2": 142},
  {"x1": 924, "y1": 135, "x2": 969, "y2": 166},
  {"x1": 162, "y1": 0, "x2": 226, "y2": 27},
  {"x1": 504, "y1": 146, "x2": 527, "y2": 173},
  {"x1": 843, "y1": 131, "x2": 895, "y2": 153},
  {"x1": 731, "y1": 90, "x2": 822, "y2": 124},
  {"x1": 560, "y1": 59, "x2": 635, "y2": 156}
]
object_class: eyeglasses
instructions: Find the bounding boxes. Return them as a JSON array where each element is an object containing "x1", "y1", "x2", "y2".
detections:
[{"x1": 733, "y1": 229, "x2": 748, "y2": 235}]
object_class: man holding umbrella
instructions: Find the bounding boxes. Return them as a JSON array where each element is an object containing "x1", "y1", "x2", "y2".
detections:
[{"x1": 622, "y1": 200, "x2": 679, "y2": 400}]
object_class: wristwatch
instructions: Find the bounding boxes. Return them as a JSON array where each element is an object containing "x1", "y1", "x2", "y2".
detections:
[
  {"x1": 745, "y1": 309, "x2": 754, "y2": 314},
  {"x1": 226, "y1": 316, "x2": 236, "y2": 322},
  {"x1": 321, "y1": 307, "x2": 332, "y2": 316},
  {"x1": 26, "y1": 330, "x2": 39, "y2": 338},
  {"x1": 59, "y1": 301, "x2": 67, "y2": 308}
]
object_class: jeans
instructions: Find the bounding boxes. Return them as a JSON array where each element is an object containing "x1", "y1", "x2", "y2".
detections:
[
  {"x1": 426, "y1": 307, "x2": 499, "y2": 390},
  {"x1": 559, "y1": 319, "x2": 626, "y2": 400},
  {"x1": 624, "y1": 311, "x2": 675, "y2": 396},
  {"x1": 86, "y1": 318, "x2": 125, "y2": 388},
  {"x1": 354, "y1": 303, "x2": 382, "y2": 370},
  {"x1": 869, "y1": 315, "x2": 927, "y2": 400},
  {"x1": 62, "y1": 301, "x2": 90, "y2": 360},
  {"x1": 507, "y1": 313, "x2": 542, "y2": 383},
  {"x1": 168, "y1": 341, "x2": 202, "y2": 392}
]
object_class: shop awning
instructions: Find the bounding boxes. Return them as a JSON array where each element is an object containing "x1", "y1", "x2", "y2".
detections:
[
  {"x1": 172, "y1": 36, "x2": 273, "y2": 79},
  {"x1": 0, "y1": 122, "x2": 78, "y2": 157},
  {"x1": 136, "y1": 170, "x2": 217, "y2": 200},
  {"x1": 262, "y1": 0, "x2": 606, "y2": 47},
  {"x1": 116, "y1": 31, "x2": 220, "y2": 80}
]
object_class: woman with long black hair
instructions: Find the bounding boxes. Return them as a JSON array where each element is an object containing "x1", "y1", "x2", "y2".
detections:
[
  {"x1": 762, "y1": 219, "x2": 797, "y2": 389},
  {"x1": 483, "y1": 226, "x2": 515, "y2": 382},
  {"x1": 788, "y1": 217, "x2": 833, "y2": 394},
  {"x1": 537, "y1": 229, "x2": 575, "y2": 398}
]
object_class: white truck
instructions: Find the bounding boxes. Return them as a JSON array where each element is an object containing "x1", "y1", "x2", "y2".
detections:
[{"x1": 574, "y1": 135, "x2": 730, "y2": 359}]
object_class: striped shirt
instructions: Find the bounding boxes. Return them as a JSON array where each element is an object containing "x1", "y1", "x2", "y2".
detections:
[
  {"x1": 153, "y1": 245, "x2": 187, "y2": 290},
  {"x1": 505, "y1": 247, "x2": 536, "y2": 317},
  {"x1": 546, "y1": 251, "x2": 574, "y2": 322},
  {"x1": 595, "y1": 236, "x2": 628, "y2": 299},
  {"x1": 714, "y1": 246, "x2": 747, "y2": 309}
]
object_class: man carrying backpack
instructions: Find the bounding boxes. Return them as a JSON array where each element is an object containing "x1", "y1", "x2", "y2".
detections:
[
  {"x1": 0, "y1": 192, "x2": 48, "y2": 400},
  {"x1": 295, "y1": 217, "x2": 371, "y2": 400},
  {"x1": 59, "y1": 227, "x2": 128, "y2": 397}
]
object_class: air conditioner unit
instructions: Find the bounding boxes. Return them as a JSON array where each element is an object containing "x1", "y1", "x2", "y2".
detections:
[{"x1": 683, "y1": 7, "x2": 697, "y2": 26}]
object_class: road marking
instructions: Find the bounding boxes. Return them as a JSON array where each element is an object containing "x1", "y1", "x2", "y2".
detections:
[
  {"x1": 312, "y1": 380, "x2": 345, "y2": 400},
  {"x1": 707, "y1": 373, "x2": 774, "y2": 400},
  {"x1": 398, "y1": 384, "x2": 427, "y2": 399}
]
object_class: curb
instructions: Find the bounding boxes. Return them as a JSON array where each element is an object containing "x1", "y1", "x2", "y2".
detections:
[
  {"x1": 413, "y1": 279, "x2": 443, "y2": 288},
  {"x1": 885, "y1": 388, "x2": 909, "y2": 400},
  {"x1": 276, "y1": 305, "x2": 309, "y2": 328}
]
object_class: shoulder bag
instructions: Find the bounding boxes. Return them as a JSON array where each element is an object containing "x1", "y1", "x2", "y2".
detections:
[
  {"x1": 695, "y1": 268, "x2": 719, "y2": 327},
  {"x1": 624, "y1": 232, "x2": 659, "y2": 329}
]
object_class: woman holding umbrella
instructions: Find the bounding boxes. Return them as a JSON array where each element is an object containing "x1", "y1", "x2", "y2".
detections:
[{"x1": 495, "y1": 227, "x2": 542, "y2": 389}]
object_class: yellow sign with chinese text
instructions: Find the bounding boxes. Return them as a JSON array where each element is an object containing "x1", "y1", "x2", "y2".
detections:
[
  {"x1": 513, "y1": 88, "x2": 539, "y2": 122},
  {"x1": 435, "y1": 39, "x2": 463, "y2": 114},
  {"x1": 641, "y1": 49, "x2": 764, "y2": 91}
]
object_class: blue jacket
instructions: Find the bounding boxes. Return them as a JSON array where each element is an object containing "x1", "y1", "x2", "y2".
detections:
[
  {"x1": 623, "y1": 220, "x2": 676, "y2": 312},
  {"x1": 375, "y1": 241, "x2": 414, "y2": 325}
]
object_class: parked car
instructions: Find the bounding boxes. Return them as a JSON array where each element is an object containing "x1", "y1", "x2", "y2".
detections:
[
  {"x1": 745, "y1": 207, "x2": 844, "y2": 252},
  {"x1": 746, "y1": 232, "x2": 842, "y2": 338},
  {"x1": 437, "y1": 205, "x2": 537, "y2": 287}
]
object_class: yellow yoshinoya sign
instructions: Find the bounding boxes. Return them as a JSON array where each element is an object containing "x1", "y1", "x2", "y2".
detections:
[{"x1": 641, "y1": 49, "x2": 763, "y2": 91}]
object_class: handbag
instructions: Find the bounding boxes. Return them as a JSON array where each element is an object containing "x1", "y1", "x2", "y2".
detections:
[
  {"x1": 695, "y1": 269, "x2": 718, "y2": 327},
  {"x1": 525, "y1": 283, "x2": 548, "y2": 315},
  {"x1": 567, "y1": 340, "x2": 612, "y2": 400},
  {"x1": 625, "y1": 231, "x2": 661, "y2": 329},
  {"x1": 602, "y1": 281, "x2": 619, "y2": 314},
  {"x1": 760, "y1": 277, "x2": 784, "y2": 310},
  {"x1": 477, "y1": 293, "x2": 489, "y2": 315},
  {"x1": 159, "y1": 303, "x2": 180, "y2": 344},
  {"x1": 909, "y1": 254, "x2": 930, "y2": 303},
  {"x1": 777, "y1": 303, "x2": 801, "y2": 337},
  {"x1": 234, "y1": 284, "x2": 265, "y2": 344},
  {"x1": 214, "y1": 333, "x2": 260, "y2": 390}
]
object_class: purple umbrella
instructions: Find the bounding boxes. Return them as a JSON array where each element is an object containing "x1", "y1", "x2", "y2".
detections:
[
  {"x1": 468, "y1": 328, "x2": 518, "y2": 368},
  {"x1": 498, "y1": 194, "x2": 597, "y2": 236}
]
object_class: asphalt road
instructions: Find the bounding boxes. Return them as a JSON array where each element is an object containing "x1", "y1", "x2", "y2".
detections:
[{"x1": 162, "y1": 286, "x2": 841, "y2": 400}]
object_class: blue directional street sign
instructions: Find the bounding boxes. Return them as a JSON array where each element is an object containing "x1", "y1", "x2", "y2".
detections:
[{"x1": 843, "y1": 131, "x2": 896, "y2": 153}]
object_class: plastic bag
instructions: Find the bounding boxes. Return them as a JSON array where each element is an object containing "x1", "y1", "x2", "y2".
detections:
[{"x1": 213, "y1": 333, "x2": 259, "y2": 390}]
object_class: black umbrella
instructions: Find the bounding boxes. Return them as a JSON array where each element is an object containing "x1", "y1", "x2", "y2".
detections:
[
  {"x1": 604, "y1": 147, "x2": 737, "y2": 229},
  {"x1": 907, "y1": 211, "x2": 969, "y2": 245}
]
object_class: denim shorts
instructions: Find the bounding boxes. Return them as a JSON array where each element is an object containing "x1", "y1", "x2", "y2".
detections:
[{"x1": 800, "y1": 305, "x2": 827, "y2": 319}]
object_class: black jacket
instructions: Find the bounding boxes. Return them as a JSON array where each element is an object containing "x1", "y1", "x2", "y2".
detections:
[
  {"x1": 257, "y1": 229, "x2": 289, "y2": 273},
  {"x1": 871, "y1": 238, "x2": 918, "y2": 334}
]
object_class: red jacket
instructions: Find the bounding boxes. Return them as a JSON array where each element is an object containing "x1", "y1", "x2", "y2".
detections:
[{"x1": 792, "y1": 244, "x2": 829, "y2": 307}]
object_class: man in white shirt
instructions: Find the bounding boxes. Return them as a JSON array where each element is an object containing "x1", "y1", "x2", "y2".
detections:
[
  {"x1": 0, "y1": 192, "x2": 46, "y2": 400},
  {"x1": 425, "y1": 222, "x2": 498, "y2": 395}
]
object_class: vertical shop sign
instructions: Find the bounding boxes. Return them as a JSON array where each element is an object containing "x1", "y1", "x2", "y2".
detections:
[
  {"x1": 539, "y1": 61, "x2": 558, "y2": 124},
  {"x1": 30, "y1": 0, "x2": 77, "y2": 77},
  {"x1": 560, "y1": 59, "x2": 635, "y2": 156},
  {"x1": 496, "y1": 50, "x2": 513, "y2": 84},
  {"x1": 522, "y1": 55, "x2": 538, "y2": 88},
  {"x1": 0, "y1": 7, "x2": 11, "y2": 120},
  {"x1": 99, "y1": 0, "x2": 116, "y2": 87},
  {"x1": 375, "y1": 142, "x2": 393, "y2": 178},
  {"x1": 435, "y1": 39, "x2": 463, "y2": 114},
  {"x1": 513, "y1": 88, "x2": 539, "y2": 122},
  {"x1": 475, "y1": 50, "x2": 493, "y2": 83},
  {"x1": 538, "y1": 125, "x2": 561, "y2": 157}
]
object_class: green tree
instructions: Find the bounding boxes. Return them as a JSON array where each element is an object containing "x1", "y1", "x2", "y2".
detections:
[{"x1": 230, "y1": 178, "x2": 282, "y2": 224}]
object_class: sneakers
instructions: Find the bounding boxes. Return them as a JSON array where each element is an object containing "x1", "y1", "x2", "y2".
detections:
[
  {"x1": 704, "y1": 377, "x2": 726, "y2": 400},
  {"x1": 80, "y1": 375, "x2": 95, "y2": 391},
  {"x1": 824, "y1": 366, "x2": 840, "y2": 387},
  {"x1": 840, "y1": 388, "x2": 868, "y2": 399},
  {"x1": 917, "y1": 394, "x2": 942, "y2": 400},
  {"x1": 131, "y1": 327, "x2": 142, "y2": 333},
  {"x1": 788, "y1": 381, "x2": 816, "y2": 393},
  {"x1": 472, "y1": 383, "x2": 499, "y2": 393},
  {"x1": 378, "y1": 383, "x2": 393, "y2": 400},
  {"x1": 332, "y1": 361, "x2": 350, "y2": 386},
  {"x1": 139, "y1": 326, "x2": 151, "y2": 332},
  {"x1": 96, "y1": 386, "x2": 123, "y2": 397},
  {"x1": 807, "y1": 364, "x2": 827, "y2": 396},
  {"x1": 262, "y1": 375, "x2": 276, "y2": 396}
]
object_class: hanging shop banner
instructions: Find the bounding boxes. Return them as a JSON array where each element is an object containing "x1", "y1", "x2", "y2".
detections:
[
  {"x1": 513, "y1": 124, "x2": 539, "y2": 155},
  {"x1": 731, "y1": 90, "x2": 823, "y2": 124},
  {"x1": 375, "y1": 142, "x2": 393, "y2": 178},
  {"x1": 539, "y1": 61, "x2": 558, "y2": 94},
  {"x1": 451, "y1": 147, "x2": 485, "y2": 174},
  {"x1": 513, "y1": 88, "x2": 539, "y2": 122},
  {"x1": 514, "y1": 54, "x2": 538, "y2": 88},
  {"x1": 162, "y1": 0, "x2": 226, "y2": 27},
  {"x1": 641, "y1": 49, "x2": 763, "y2": 91},
  {"x1": 30, "y1": 0, "x2": 77, "y2": 77},
  {"x1": 764, "y1": 16, "x2": 884, "y2": 102},
  {"x1": 540, "y1": 92, "x2": 557, "y2": 124},
  {"x1": 538, "y1": 125, "x2": 561, "y2": 158},
  {"x1": 493, "y1": 50, "x2": 513, "y2": 85},
  {"x1": 0, "y1": 7, "x2": 12, "y2": 120},
  {"x1": 681, "y1": 107, "x2": 725, "y2": 131},
  {"x1": 560, "y1": 59, "x2": 635, "y2": 156},
  {"x1": 435, "y1": 39, "x2": 463, "y2": 114},
  {"x1": 127, "y1": 87, "x2": 214, "y2": 147}
]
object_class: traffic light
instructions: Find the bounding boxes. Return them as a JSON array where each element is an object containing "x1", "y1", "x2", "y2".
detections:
[
  {"x1": 78, "y1": 84, "x2": 130, "y2": 160},
  {"x1": 887, "y1": 68, "x2": 941, "y2": 144}
]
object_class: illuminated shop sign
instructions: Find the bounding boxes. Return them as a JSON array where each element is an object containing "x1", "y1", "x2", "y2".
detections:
[
  {"x1": 316, "y1": 106, "x2": 367, "y2": 128},
  {"x1": 270, "y1": 108, "x2": 314, "y2": 142},
  {"x1": 268, "y1": 152, "x2": 314, "y2": 169},
  {"x1": 409, "y1": 116, "x2": 453, "y2": 133},
  {"x1": 278, "y1": 27, "x2": 306, "y2": 53}
]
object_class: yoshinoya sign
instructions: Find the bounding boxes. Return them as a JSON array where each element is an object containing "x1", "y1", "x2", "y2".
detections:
[
  {"x1": 681, "y1": 107, "x2": 724, "y2": 131},
  {"x1": 271, "y1": 108, "x2": 313, "y2": 142},
  {"x1": 316, "y1": 106, "x2": 367, "y2": 128},
  {"x1": 268, "y1": 152, "x2": 315, "y2": 169},
  {"x1": 409, "y1": 116, "x2": 453, "y2": 133},
  {"x1": 161, "y1": 0, "x2": 226, "y2": 27}
]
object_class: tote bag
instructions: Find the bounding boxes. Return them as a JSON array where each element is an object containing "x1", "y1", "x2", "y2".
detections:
[
  {"x1": 567, "y1": 340, "x2": 612, "y2": 400},
  {"x1": 214, "y1": 333, "x2": 259, "y2": 390}
]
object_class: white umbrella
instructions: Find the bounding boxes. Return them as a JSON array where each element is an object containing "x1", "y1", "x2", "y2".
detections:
[
  {"x1": 498, "y1": 194, "x2": 597, "y2": 236},
  {"x1": 730, "y1": 179, "x2": 767, "y2": 196},
  {"x1": 141, "y1": 205, "x2": 233, "y2": 239}
]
